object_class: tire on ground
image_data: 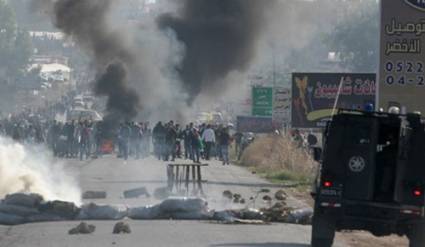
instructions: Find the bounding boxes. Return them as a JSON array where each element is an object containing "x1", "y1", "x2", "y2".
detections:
[
  {"x1": 311, "y1": 206, "x2": 335, "y2": 247},
  {"x1": 408, "y1": 223, "x2": 425, "y2": 247}
]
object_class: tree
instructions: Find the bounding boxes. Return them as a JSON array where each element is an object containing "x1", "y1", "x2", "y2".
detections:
[
  {"x1": 324, "y1": 2, "x2": 379, "y2": 73},
  {"x1": 0, "y1": 0, "x2": 32, "y2": 82}
]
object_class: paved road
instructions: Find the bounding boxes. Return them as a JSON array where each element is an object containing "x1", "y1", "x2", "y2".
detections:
[{"x1": 0, "y1": 156, "x2": 346, "y2": 247}]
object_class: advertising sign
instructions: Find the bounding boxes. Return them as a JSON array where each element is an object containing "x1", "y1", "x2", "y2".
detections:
[
  {"x1": 252, "y1": 87, "x2": 273, "y2": 116},
  {"x1": 379, "y1": 0, "x2": 425, "y2": 113},
  {"x1": 292, "y1": 73, "x2": 376, "y2": 128},
  {"x1": 236, "y1": 116, "x2": 274, "y2": 133}
]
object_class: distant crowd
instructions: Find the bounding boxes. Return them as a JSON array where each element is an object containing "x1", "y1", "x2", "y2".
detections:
[{"x1": 0, "y1": 110, "x2": 257, "y2": 165}]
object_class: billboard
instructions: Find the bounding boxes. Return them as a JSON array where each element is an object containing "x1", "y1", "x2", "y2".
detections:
[
  {"x1": 292, "y1": 73, "x2": 376, "y2": 128},
  {"x1": 379, "y1": 0, "x2": 425, "y2": 113},
  {"x1": 252, "y1": 87, "x2": 273, "y2": 116},
  {"x1": 237, "y1": 116, "x2": 274, "y2": 133}
]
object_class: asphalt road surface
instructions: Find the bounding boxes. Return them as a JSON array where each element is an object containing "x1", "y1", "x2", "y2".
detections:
[{"x1": 0, "y1": 155, "x2": 347, "y2": 247}]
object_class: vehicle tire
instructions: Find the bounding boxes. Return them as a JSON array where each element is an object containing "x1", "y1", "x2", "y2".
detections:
[
  {"x1": 408, "y1": 223, "x2": 425, "y2": 247},
  {"x1": 311, "y1": 205, "x2": 335, "y2": 247}
]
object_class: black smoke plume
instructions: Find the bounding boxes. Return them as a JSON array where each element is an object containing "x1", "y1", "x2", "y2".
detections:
[
  {"x1": 94, "y1": 63, "x2": 139, "y2": 121},
  {"x1": 51, "y1": 0, "x2": 139, "y2": 121},
  {"x1": 157, "y1": 0, "x2": 274, "y2": 103}
]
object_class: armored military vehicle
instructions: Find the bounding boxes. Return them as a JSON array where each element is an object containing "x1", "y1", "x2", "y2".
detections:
[{"x1": 311, "y1": 109, "x2": 425, "y2": 247}]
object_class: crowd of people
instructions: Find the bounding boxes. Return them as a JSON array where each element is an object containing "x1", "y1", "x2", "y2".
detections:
[
  {"x1": 152, "y1": 121, "x2": 236, "y2": 165},
  {"x1": 0, "y1": 98, "x2": 258, "y2": 166}
]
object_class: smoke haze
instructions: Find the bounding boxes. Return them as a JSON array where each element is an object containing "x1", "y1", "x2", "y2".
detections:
[
  {"x1": 0, "y1": 137, "x2": 81, "y2": 204},
  {"x1": 51, "y1": 0, "x2": 140, "y2": 122}
]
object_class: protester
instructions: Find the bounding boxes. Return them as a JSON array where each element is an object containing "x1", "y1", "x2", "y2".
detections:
[{"x1": 201, "y1": 124, "x2": 216, "y2": 160}]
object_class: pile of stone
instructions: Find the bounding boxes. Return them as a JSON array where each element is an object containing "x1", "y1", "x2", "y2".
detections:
[{"x1": 113, "y1": 222, "x2": 131, "y2": 234}]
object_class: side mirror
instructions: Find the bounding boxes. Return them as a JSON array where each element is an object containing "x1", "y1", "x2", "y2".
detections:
[{"x1": 312, "y1": 147, "x2": 322, "y2": 162}]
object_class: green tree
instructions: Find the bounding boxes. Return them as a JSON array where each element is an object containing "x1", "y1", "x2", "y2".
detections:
[{"x1": 324, "y1": 2, "x2": 379, "y2": 73}]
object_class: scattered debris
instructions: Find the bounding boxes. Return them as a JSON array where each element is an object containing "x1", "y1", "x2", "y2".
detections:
[
  {"x1": 262, "y1": 195, "x2": 272, "y2": 202},
  {"x1": 113, "y1": 222, "x2": 131, "y2": 234},
  {"x1": 82, "y1": 191, "x2": 107, "y2": 199},
  {"x1": 285, "y1": 207, "x2": 313, "y2": 225},
  {"x1": 274, "y1": 190, "x2": 287, "y2": 201},
  {"x1": 0, "y1": 193, "x2": 312, "y2": 226},
  {"x1": 68, "y1": 222, "x2": 96, "y2": 235},
  {"x1": 123, "y1": 187, "x2": 150, "y2": 199},
  {"x1": 222, "y1": 190, "x2": 233, "y2": 200}
]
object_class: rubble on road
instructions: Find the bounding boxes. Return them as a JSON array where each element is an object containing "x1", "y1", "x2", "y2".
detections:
[
  {"x1": 113, "y1": 222, "x2": 131, "y2": 234},
  {"x1": 82, "y1": 191, "x2": 107, "y2": 199},
  {"x1": 68, "y1": 222, "x2": 96, "y2": 235},
  {"x1": 274, "y1": 190, "x2": 287, "y2": 201},
  {"x1": 0, "y1": 192, "x2": 312, "y2": 226},
  {"x1": 222, "y1": 190, "x2": 233, "y2": 200}
]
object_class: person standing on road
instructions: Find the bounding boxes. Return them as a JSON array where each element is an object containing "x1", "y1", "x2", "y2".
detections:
[
  {"x1": 218, "y1": 127, "x2": 231, "y2": 165},
  {"x1": 119, "y1": 122, "x2": 131, "y2": 161},
  {"x1": 201, "y1": 124, "x2": 216, "y2": 160},
  {"x1": 191, "y1": 128, "x2": 202, "y2": 163},
  {"x1": 152, "y1": 122, "x2": 166, "y2": 160},
  {"x1": 165, "y1": 121, "x2": 177, "y2": 161}
]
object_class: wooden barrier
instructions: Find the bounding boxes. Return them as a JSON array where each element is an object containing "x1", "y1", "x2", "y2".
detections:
[{"x1": 167, "y1": 163, "x2": 208, "y2": 195}]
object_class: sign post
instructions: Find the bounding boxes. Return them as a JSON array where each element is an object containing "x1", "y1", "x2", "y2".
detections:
[
  {"x1": 252, "y1": 87, "x2": 273, "y2": 117},
  {"x1": 379, "y1": 0, "x2": 425, "y2": 113}
]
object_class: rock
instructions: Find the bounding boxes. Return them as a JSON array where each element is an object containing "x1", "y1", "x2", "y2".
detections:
[
  {"x1": 4, "y1": 193, "x2": 43, "y2": 208},
  {"x1": 260, "y1": 203, "x2": 292, "y2": 222},
  {"x1": 233, "y1": 194, "x2": 242, "y2": 200},
  {"x1": 222, "y1": 190, "x2": 233, "y2": 200},
  {"x1": 82, "y1": 191, "x2": 107, "y2": 199},
  {"x1": 262, "y1": 195, "x2": 272, "y2": 202},
  {"x1": 68, "y1": 222, "x2": 96, "y2": 235},
  {"x1": 39, "y1": 201, "x2": 80, "y2": 220},
  {"x1": 113, "y1": 222, "x2": 131, "y2": 234},
  {"x1": 123, "y1": 187, "x2": 150, "y2": 199},
  {"x1": 259, "y1": 188, "x2": 270, "y2": 193},
  {"x1": 274, "y1": 190, "x2": 287, "y2": 201}
]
